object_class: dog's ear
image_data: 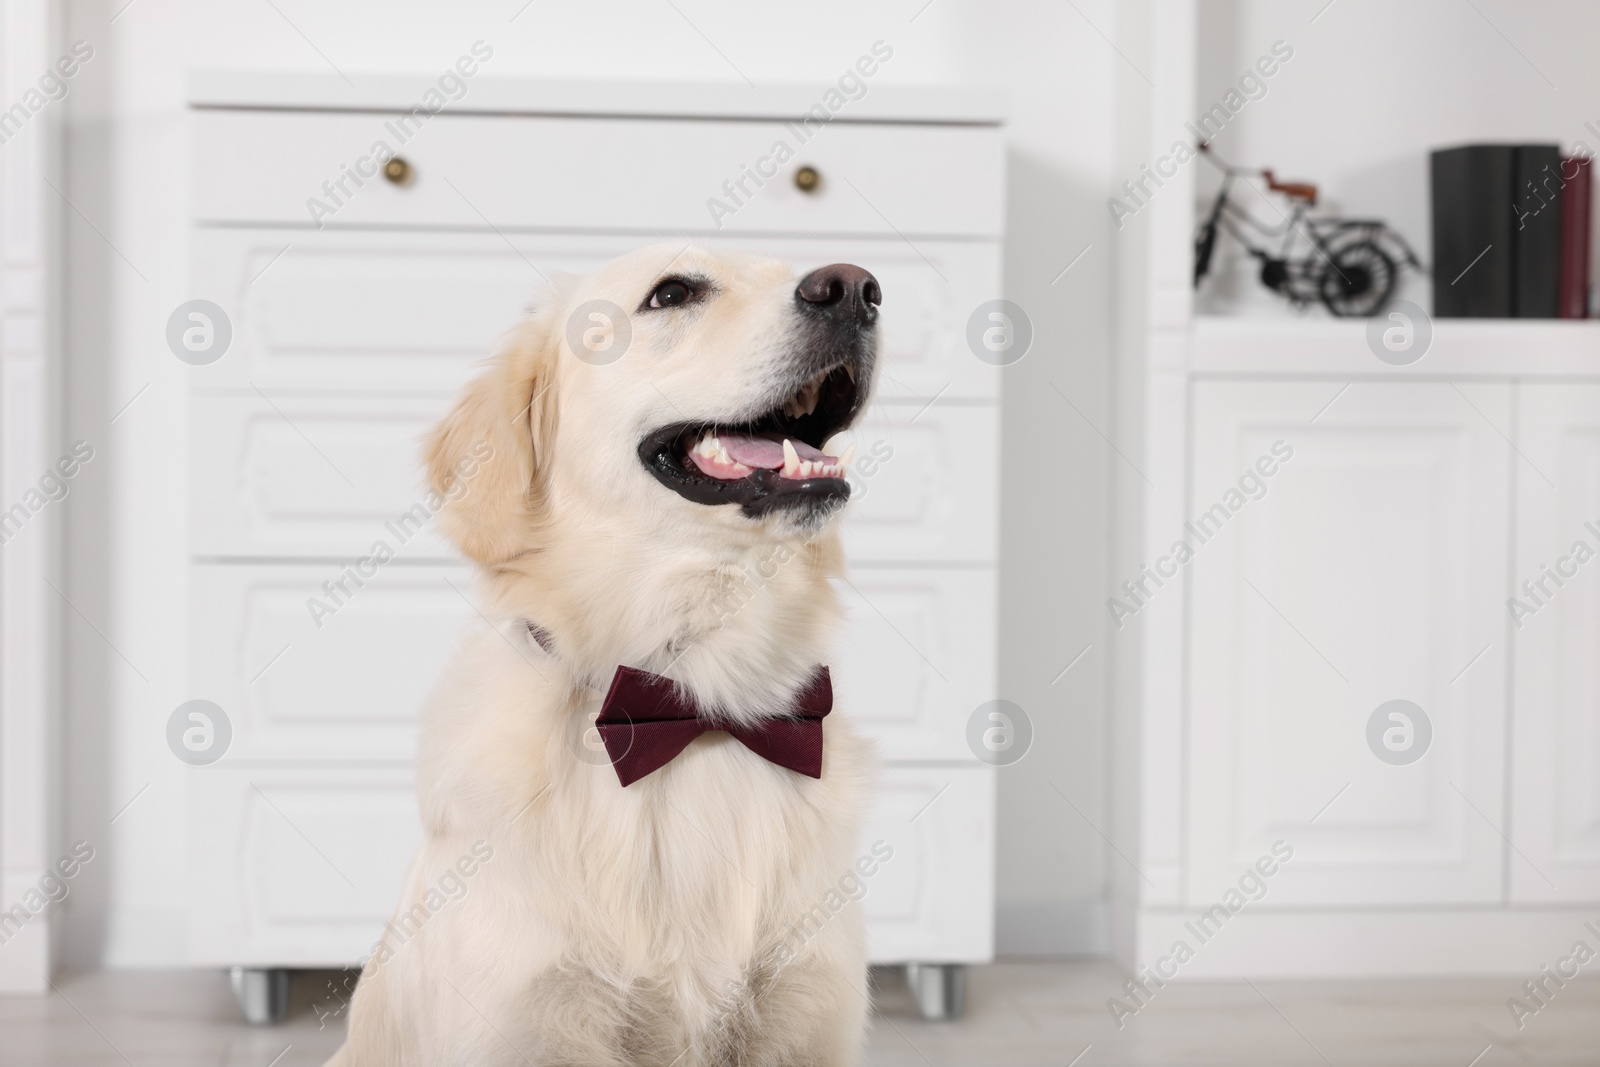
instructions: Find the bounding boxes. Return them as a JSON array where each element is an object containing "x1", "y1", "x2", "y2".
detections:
[{"x1": 425, "y1": 316, "x2": 560, "y2": 565}]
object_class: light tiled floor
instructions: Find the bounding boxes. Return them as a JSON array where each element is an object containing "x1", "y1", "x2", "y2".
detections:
[{"x1": 0, "y1": 962, "x2": 1594, "y2": 1066}]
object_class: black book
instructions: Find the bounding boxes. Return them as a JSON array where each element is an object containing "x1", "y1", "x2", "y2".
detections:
[
  {"x1": 1513, "y1": 144, "x2": 1564, "y2": 318},
  {"x1": 1430, "y1": 143, "x2": 1565, "y2": 317},
  {"x1": 1431, "y1": 145, "x2": 1514, "y2": 317}
]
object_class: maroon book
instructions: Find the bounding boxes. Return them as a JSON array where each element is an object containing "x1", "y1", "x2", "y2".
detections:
[{"x1": 1559, "y1": 155, "x2": 1592, "y2": 319}]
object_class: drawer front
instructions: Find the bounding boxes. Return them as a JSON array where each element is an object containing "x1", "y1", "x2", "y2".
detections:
[
  {"x1": 832, "y1": 568, "x2": 996, "y2": 761},
  {"x1": 191, "y1": 395, "x2": 996, "y2": 564},
  {"x1": 194, "y1": 110, "x2": 1003, "y2": 238},
  {"x1": 192, "y1": 562, "x2": 988, "y2": 763},
  {"x1": 186, "y1": 763, "x2": 992, "y2": 966},
  {"x1": 187, "y1": 765, "x2": 423, "y2": 966},
  {"x1": 191, "y1": 394, "x2": 456, "y2": 559},
  {"x1": 842, "y1": 401, "x2": 997, "y2": 563},
  {"x1": 188, "y1": 229, "x2": 605, "y2": 394},
  {"x1": 190, "y1": 563, "x2": 474, "y2": 762},
  {"x1": 189, "y1": 228, "x2": 1001, "y2": 399},
  {"x1": 861, "y1": 765, "x2": 995, "y2": 963}
]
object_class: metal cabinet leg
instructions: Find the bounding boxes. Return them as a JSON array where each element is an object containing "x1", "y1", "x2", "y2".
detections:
[
  {"x1": 904, "y1": 962, "x2": 966, "y2": 1020},
  {"x1": 230, "y1": 966, "x2": 290, "y2": 1025}
]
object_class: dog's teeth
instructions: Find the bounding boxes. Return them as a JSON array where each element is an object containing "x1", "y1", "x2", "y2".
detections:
[
  {"x1": 785, "y1": 382, "x2": 821, "y2": 418},
  {"x1": 838, "y1": 444, "x2": 856, "y2": 469},
  {"x1": 782, "y1": 439, "x2": 802, "y2": 477}
]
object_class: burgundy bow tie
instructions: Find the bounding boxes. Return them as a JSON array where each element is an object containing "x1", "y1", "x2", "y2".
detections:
[{"x1": 595, "y1": 664, "x2": 832, "y2": 787}]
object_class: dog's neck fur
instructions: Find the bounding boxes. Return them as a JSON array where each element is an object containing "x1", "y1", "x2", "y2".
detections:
[{"x1": 480, "y1": 517, "x2": 845, "y2": 725}]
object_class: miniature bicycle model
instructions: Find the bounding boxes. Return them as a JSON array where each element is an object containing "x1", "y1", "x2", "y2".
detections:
[{"x1": 1192, "y1": 142, "x2": 1421, "y2": 317}]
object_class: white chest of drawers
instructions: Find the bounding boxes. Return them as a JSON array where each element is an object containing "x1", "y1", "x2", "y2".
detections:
[{"x1": 183, "y1": 72, "x2": 1004, "y2": 1016}]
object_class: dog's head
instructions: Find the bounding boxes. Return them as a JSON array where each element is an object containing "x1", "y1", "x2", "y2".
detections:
[{"x1": 425, "y1": 245, "x2": 880, "y2": 567}]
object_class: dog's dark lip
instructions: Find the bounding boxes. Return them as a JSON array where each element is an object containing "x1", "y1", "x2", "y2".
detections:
[{"x1": 638, "y1": 363, "x2": 861, "y2": 517}]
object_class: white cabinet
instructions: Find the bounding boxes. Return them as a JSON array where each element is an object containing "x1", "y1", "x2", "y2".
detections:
[
  {"x1": 1115, "y1": 3, "x2": 1600, "y2": 977},
  {"x1": 1188, "y1": 381, "x2": 1511, "y2": 906},
  {"x1": 185, "y1": 77, "x2": 1001, "y2": 975},
  {"x1": 1149, "y1": 362, "x2": 1600, "y2": 972},
  {"x1": 1512, "y1": 384, "x2": 1600, "y2": 902}
]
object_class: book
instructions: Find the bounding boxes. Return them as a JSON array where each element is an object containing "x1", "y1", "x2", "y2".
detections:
[
  {"x1": 1514, "y1": 144, "x2": 1563, "y2": 318},
  {"x1": 1430, "y1": 143, "x2": 1565, "y2": 317},
  {"x1": 1431, "y1": 145, "x2": 1514, "y2": 317},
  {"x1": 1559, "y1": 155, "x2": 1592, "y2": 319}
]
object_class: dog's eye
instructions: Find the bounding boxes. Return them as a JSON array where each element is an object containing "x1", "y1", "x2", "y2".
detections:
[{"x1": 648, "y1": 280, "x2": 693, "y2": 309}]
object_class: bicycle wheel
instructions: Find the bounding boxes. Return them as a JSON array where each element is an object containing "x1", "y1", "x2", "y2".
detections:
[
  {"x1": 1317, "y1": 239, "x2": 1396, "y2": 317},
  {"x1": 1194, "y1": 222, "x2": 1220, "y2": 288}
]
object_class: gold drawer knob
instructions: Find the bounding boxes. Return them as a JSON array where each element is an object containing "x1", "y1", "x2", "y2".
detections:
[
  {"x1": 383, "y1": 157, "x2": 413, "y2": 185},
  {"x1": 794, "y1": 165, "x2": 821, "y2": 193}
]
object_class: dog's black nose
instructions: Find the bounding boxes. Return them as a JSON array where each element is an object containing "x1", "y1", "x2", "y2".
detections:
[{"x1": 795, "y1": 264, "x2": 881, "y2": 326}]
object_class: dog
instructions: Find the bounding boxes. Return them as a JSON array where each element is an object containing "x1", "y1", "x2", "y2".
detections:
[{"x1": 325, "y1": 245, "x2": 882, "y2": 1066}]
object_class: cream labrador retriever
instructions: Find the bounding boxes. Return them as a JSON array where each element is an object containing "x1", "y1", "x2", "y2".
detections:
[{"x1": 326, "y1": 245, "x2": 882, "y2": 1066}]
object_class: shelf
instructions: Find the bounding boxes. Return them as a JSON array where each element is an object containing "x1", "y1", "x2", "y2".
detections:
[
  {"x1": 187, "y1": 70, "x2": 1008, "y2": 125},
  {"x1": 1186, "y1": 317, "x2": 1600, "y2": 378}
]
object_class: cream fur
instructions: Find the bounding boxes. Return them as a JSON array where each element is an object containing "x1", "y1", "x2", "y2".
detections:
[{"x1": 324, "y1": 246, "x2": 877, "y2": 1066}]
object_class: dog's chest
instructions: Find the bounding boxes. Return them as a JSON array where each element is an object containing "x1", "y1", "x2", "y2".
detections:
[{"x1": 576, "y1": 731, "x2": 846, "y2": 941}]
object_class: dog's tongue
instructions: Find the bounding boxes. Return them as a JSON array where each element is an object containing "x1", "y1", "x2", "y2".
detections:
[{"x1": 719, "y1": 434, "x2": 828, "y2": 469}]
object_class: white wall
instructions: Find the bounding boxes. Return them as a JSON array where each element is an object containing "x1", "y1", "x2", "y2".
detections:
[
  {"x1": 59, "y1": 0, "x2": 1118, "y2": 966},
  {"x1": 1194, "y1": 0, "x2": 1600, "y2": 316}
]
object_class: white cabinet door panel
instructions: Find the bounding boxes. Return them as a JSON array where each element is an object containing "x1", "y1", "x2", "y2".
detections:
[
  {"x1": 859, "y1": 765, "x2": 995, "y2": 963},
  {"x1": 188, "y1": 766, "x2": 422, "y2": 967},
  {"x1": 189, "y1": 229, "x2": 1001, "y2": 400},
  {"x1": 194, "y1": 111, "x2": 1003, "y2": 238},
  {"x1": 831, "y1": 569, "x2": 994, "y2": 761},
  {"x1": 191, "y1": 563, "x2": 473, "y2": 761},
  {"x1": 1188, "y1": 381, "x2": 1510, "y2": 905},
  {"x1": 1512, "y1": 385, "x2": 1600, "y2": 901}
]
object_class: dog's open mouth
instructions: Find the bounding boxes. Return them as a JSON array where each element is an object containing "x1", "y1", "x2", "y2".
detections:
[{"x1": 638, "y1": 363, "x2": 862, "y2": 518}]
